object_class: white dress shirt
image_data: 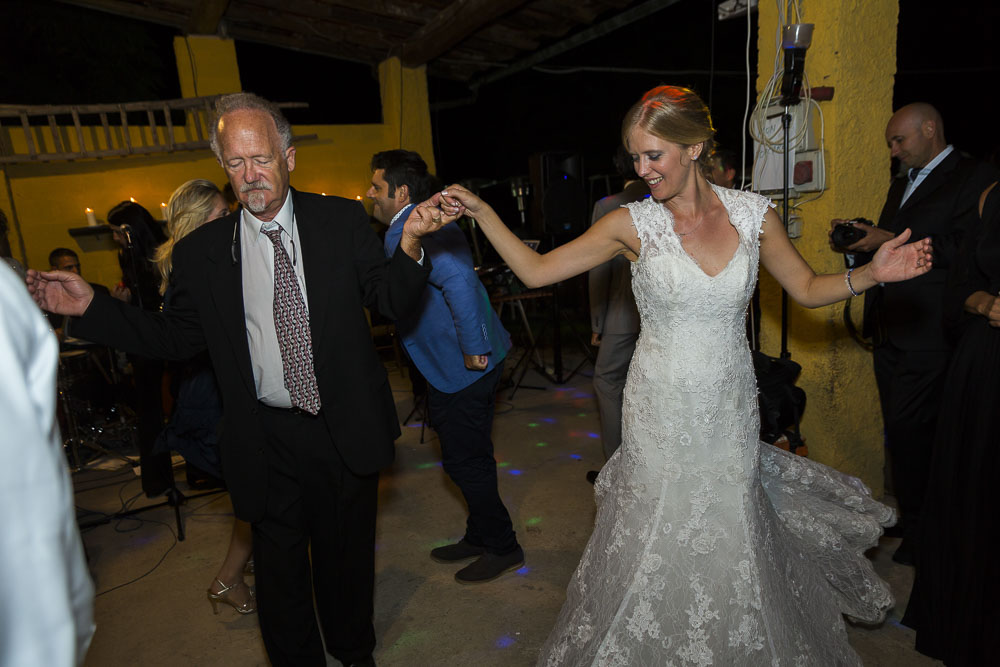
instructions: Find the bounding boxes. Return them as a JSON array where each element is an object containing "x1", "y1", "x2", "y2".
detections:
[
  {"x1": 0, "y1": 263, "x2": 95, "y2": 666},
  {"x1": 239, "y1": 190, "x2": 309, "y2": 408}
]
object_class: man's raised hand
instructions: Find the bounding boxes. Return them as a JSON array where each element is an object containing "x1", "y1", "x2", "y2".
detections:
[{"x1": 25, "y1": 269, "x2": 95, "y2": 316}]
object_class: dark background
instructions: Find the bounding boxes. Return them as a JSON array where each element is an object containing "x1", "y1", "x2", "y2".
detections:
[{"x1": 2, "y1": 0, "x2": 998, "y2": 186}]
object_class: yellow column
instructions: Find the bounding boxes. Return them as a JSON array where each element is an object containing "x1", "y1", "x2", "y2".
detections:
[
  {"x1": 377, "y1": 57, "x2": 437, "y2": 173},
  {"x1": 756, "y1": 0, "x2": 899, "y2": 493},
  {"x1": 173, "y1": 35, "x2": 242, "y2": 98}
]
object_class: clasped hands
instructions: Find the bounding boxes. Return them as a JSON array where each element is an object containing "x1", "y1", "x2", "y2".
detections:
[{"x1": 405, "y1": 184, "x2": 484, "y2": 236}]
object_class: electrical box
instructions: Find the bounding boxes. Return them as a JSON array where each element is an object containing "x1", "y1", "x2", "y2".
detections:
[{"x1": 752, "y1": 102, "x2": 822, "y2": 197}]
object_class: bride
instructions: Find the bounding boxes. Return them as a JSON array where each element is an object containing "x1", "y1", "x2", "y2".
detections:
[{"x1": 420, "y1": 86, "x2": 930, "y2": 666}]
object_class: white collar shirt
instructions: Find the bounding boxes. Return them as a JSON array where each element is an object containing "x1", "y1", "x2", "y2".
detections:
[
  {"x1": 901, "y1": 144, "x2": 953, "y2": 206},
  {"x1": 239, "y1": 189, "x2": 308, "y2": 408}
]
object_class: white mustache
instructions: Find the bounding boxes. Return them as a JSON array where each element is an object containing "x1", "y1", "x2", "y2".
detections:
[{"x1": 240, "y1": 181, "x2": 272, "y2": 193}]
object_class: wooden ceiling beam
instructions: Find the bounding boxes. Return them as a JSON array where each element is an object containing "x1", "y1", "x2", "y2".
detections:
[
  {"x1": 55, "y1": 0, "x2": 188, "y2": 30},
  {"x1": 187, "y1": 0, "x2": 231, "y2": 35},
  {"x1": 395, "y1": 0, "x2": 529, "y2": 67}
]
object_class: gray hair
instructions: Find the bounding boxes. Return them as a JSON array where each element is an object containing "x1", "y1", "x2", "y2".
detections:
[{"x1": 208, "y1": 92, "x2": 293, "y2": 162}]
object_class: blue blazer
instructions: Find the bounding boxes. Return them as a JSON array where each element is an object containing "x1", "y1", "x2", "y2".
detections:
[{"x1": 384, "y1": 204, "x2": 510, "y2": 393}]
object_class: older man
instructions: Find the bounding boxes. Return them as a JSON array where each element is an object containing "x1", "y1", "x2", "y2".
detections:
[
  {"x1": 830, "y1": 103, "x2": 998, "y2": 565},
  {"x1": 28, "y1": 93, "x2": 449, "y2": 667}
]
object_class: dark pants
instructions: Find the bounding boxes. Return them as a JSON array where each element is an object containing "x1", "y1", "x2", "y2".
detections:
[
  {"x1": 130, "y1": 355, "x2": 173, "y2": 497},
  {"x1": 593, "y1": 332, "x2": 638, "y2": 461},
  {"x1": 254, "y1": 405, "x2": 378, "y2": 666},
  {"x1": 873, "y1": 342, "x2": 950, "y2": 547},
  {"x1": 428, "y1": 361, "x2": 517, "y2": 555}
]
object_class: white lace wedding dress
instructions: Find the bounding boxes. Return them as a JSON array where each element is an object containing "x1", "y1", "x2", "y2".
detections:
[{"x1": 538, "y1": 186, "x2": 895, "y2": 666}]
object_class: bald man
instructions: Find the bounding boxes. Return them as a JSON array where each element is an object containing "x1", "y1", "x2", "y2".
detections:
[{"x1": 830, "y1": 103, "x2": 998, "y2": 566}]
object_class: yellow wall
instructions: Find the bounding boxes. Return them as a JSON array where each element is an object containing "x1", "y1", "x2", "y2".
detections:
[
  {"x1": 2, "y1": 41, "x2": 435, "y2": 290},
  {"x1": 756, "y1": 1, "x2": 899, "y2": 493}
]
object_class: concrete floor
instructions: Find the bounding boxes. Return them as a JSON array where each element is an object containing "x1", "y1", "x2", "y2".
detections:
[{"x1": 74, "y1": 353, "x2": 941, "y2": 667}]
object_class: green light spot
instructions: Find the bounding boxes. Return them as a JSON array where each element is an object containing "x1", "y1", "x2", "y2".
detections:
[
  {"x1": 527, "y1": 422, "x2": 539, "y2": 427},
  {"x1": 428, "y1": 539, "x2": 451, "y2": 549},
  {"x1": 577, "y1": 412, "x2": 587, "y2": 417},
  {"x1": 526, "y1": 517, "x2": 542, "y2": 526},
  {"x1": 536, "y1": 442, "x2": 548, "y2": 447},
  {"x1": 388, "y1": 629, "x2": 431, "y2": 651},
  {"x1": 497, "y1": 461, "x2": 510, "y2": 467},
  {"x1": 416, "y1": 462, "x2": 437, "y2": 469}
]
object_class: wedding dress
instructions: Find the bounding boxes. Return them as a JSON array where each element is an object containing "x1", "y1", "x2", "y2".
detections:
[{"x1": 538, "y1": 186, "x2": 894, "y2": 666}]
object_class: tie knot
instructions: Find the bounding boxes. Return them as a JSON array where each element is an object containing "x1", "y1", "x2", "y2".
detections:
[
  {"x1": 908, "y1": 167, "x2": 922, "y2": 183},
  {"x1": 263, "y1": 226, "x2": 282, "y2": 244}
]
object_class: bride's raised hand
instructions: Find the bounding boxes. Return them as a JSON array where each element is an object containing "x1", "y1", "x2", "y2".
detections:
[{"x1": 869, "y1": 228, "x2": 934, "y2": 283}]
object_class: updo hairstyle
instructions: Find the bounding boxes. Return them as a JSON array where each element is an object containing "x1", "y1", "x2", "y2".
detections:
[{"x1": 621, "y1": 86, "x2": 717, "y2": 176}]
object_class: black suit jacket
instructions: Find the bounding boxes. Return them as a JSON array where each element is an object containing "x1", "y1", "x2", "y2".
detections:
[
  {"x1": 862, "y1": 151, "x2": 998, "y2": 350},
  {"x1": 74, "y1": 190, "x2": 430, "y2": 521}
]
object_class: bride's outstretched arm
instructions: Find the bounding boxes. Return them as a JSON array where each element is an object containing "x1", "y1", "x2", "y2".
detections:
[
  {"x1": 759, "y1": 208, "x2": 933, "y2": 308},
  {"x1": 434, "y1": 184, "x2": 637, "y2": 288}
]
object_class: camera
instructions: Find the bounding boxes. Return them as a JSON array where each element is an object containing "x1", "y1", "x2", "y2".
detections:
[{"x1": 831, "y1": 218, "x2": 872, "y2": 248}]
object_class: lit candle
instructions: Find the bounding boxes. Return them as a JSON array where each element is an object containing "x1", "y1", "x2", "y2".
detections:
[
  {"x1": 130, "y1": 197, "x2": 136, "y2": 203},
  {"x1": 85, "y1": 208, "x2": 97, "y2": 226},
  {"x1": 355, "y1": 195, "x2": 362, "y2": 200},
  {"x1": 160, "y1": 202, "x2": 168, "y2": 220}
]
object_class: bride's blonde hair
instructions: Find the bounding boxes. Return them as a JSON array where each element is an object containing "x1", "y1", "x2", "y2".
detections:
[
  {"x1": 154, "y1": 179, "x2": 222, "y2": 294},
  {"x1": 621, "y1": 86, "x2": 717, "y2": 175}
]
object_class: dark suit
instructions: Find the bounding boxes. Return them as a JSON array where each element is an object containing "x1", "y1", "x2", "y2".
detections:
[
  {"x1": 73, "y1": 189, "x2": 430, "y2": 665},
  {"x1": 862, "y1": 150, "x2": 997, "y2": 548}
]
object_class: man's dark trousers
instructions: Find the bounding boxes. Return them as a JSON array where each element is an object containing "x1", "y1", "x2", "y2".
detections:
[
  {"x1": 427, "y1": 361, "x2": 517, "y2": 555},
  {"x1": 254, "y1": 405, "x2": 378, "y2": 666}
]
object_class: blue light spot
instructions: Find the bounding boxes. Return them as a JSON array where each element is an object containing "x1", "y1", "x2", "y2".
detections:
[
  {"x1": 516, "y1": 566, "x2": 530, "y2": 575},
  {"x1": 541, "y1": 417, "x2": 556, "y2": 423},
  {"x1": 569, "y1": 454, "x2": 582, "y2": 460},
  {"x1": 508, "y1": 469, "x2": 523, "y2": 475},
  {"x1": 587, "y1": 432, "x2": 599, "y2": 439},
  {"x1": 496, "y1": 635, "x2": 516, "y2": 648}
]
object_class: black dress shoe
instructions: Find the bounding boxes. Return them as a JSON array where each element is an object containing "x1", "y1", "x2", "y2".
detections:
[
  {"x1": 430, "y1": 539, "x2": 486, "y2": 563},
  {"x1": 455, "y1": 546, "x2": 524, "y2": 584},
  {"x1": 586, "y1": 470, "x2": 599, "y2": 484}
]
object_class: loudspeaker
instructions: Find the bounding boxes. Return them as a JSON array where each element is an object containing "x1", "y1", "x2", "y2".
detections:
[{"x1": 530, "y1": 151, "x2": 588, "y2": 236}]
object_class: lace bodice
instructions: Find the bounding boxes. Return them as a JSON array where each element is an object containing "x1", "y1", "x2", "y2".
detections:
[{"x1": 537, "y1": 186, "x2": 894, "y2": 667}]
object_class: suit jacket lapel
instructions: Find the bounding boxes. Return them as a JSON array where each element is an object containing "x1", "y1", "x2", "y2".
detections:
[
  {"x1": 207, "y1": 213, "x2": 256, "y2": 397},
  {"x1": 899, "y1": 150, "x2": 960, "y2": 213}
]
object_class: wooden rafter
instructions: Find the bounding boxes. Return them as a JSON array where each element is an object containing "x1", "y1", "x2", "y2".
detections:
[{"x1": 395, "y1": 0, "x2": 529, "y2": 67}]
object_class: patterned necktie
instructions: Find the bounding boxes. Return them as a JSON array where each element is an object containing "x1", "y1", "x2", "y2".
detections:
[
  {"x1": 263, "y1": 226, "x2": 321, "y2": 414},
  {"x1": 908, "y1": 167, "x2": 922, "y2": 183}
]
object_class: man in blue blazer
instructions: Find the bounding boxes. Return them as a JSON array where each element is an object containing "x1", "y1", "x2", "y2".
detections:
[{"x1": 368, "y1": 150, "x2": 522, "y2": 583}]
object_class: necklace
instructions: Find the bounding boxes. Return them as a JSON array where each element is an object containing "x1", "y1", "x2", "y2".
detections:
[{"x1": 674, "y1": 217, "x2": 705, "y2": 237}]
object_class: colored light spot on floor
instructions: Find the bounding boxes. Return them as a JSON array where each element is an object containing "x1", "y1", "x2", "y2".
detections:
[
  {"x1": 516, "y1": 566, "x2": 530, "y2": 575},
  {"x1": 577, "y1": 412, "x2": 588, "y2": 417},
  {"x1": 495, "y1": 635, "x2": 516, "y2": 648},
  {"x1": 569, "y1": 454, "x2": 582, "y2": 460},
  {"x1": 497, "y1": 461, "x2": 510, "y2": 467},
  {"x1": 535, "y1": 442, "x2": 548, "y2": 447},
  {"x1": 429, "y1": 539, "x2": 452, "y2": 549},
  {"x1": 527, "y1": 422, "x2": 539, "y2": 427},
  {"x1": 508, "y1": 469, "x2": 523, "y2": 475},
  {"x1": 416, "y1": 461, "x2": 441, "y2": 469},
  {"x1": 541, "y1": 417, "x2": 556, "y2": 423},
  {"x1": 587, "y1": 432, "x2": 599, "y2": 439},
  {"x1": 525, "y1": 517, "x2": 542, "y2": 526}
]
